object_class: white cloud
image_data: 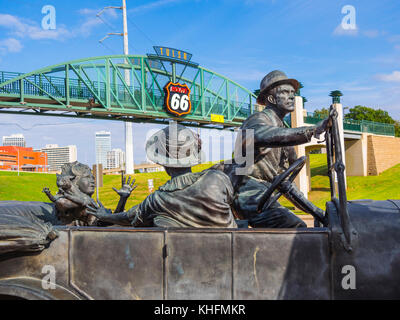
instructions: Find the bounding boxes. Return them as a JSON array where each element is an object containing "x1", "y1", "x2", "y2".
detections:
[
  {"x1": 79, "y1": 17, "x2": 103, "y2": 36},
  {"x1": 0, "y1": 14, "x2": 71, "y2": 41},
  {"x1": 363, "y1": 30, "x2": 380, "y2": 38},
  {"x1": 0, "y1": 38, "x2": 23, "y2": 53},
  {"x1": 388, "y1": 35, "x2": 400, "y2": 43},
  {"x1": 77, "y1": 7, "x2": 119, "y2": 36},
  {"x1": 375, "y1": 71, "x2": 400, "y2": 83},
  {"x1": 333, "y1": 23, "x2": 358, "y2": 36},
  {"x1": 0, "y1": 9, "x2": 120, "y2": 46}
]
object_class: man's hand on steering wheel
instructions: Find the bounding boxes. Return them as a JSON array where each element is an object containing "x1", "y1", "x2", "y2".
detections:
[
  {"x1": 314, "y1": 118, "x2": 330, "y2": 139},
  {"x1": 257, "y1": 156, "x2": 328, "y2": 227},
  {"x1": 257, "y1": 156, "x2": 306, "y2": 213}
]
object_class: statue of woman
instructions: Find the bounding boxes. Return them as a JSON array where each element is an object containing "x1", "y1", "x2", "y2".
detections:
[
  {"x1": 41, "y1": 161, "x2": 136, "y2": 226},
  {"x1": 0, "y1": 161, "x2": 135, "y2": 255}
]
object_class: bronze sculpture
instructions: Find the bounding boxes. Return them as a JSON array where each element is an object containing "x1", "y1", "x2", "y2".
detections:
[
  {"x1": 214, "y1": 70, "x2": 328, "y2": 228},
  {"x1": 0, "y1": 161, "x2": 135, "y2": 254},
  {"x1": 42, "y1": 162, "x2": 135, "y2": 226},
  {"x1": 87, "y1": 123, "x2": 238, "y2": 228},
  {"x1": 3, "y1": 105, "x2": 400, "y2": 299}
]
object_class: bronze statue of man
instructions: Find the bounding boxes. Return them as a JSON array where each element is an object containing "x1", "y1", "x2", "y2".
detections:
[
  {"x1": 218, "y1": 70, "x2": 328, "y2": 228},
  {"x1": 87, "y1": 123, "x2": 237, "y2": 228}
]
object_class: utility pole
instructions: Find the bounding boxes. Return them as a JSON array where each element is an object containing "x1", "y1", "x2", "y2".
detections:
[
  {"x1": 122, "y1": 0, "x2": 134, "y2": 175},
  {"x1": 98, "y1": 0, "x2": 134, "y2": 175}
]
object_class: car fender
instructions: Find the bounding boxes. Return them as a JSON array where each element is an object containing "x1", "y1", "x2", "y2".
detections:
[{"x1": 0, "y1": 277, "x2": 81, "y2": 300}]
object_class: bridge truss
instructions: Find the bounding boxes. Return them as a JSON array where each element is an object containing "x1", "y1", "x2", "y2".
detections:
[{"x1": 0, "y1": 55, "x2": 257, "y2": 130}]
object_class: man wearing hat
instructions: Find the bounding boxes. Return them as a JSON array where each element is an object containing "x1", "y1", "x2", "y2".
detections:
[
  {"x1": 87, "y1": 123, "x2": 238, "y2": 228},
  {"x1": 220, "y1": 70, "x2": 328, "y2": 228}
]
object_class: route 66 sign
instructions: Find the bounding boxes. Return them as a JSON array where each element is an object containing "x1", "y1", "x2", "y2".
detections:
[{"x1": 164, "y1": 82, "x2": 192, "y2": 116}]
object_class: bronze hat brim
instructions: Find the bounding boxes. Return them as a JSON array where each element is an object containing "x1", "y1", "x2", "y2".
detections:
[
  {"x1": 145, "y1": 130, "x2": 204, "y2": 168},
  {"x1": 256, "y1": 78, "x2": 300, "y2": 105}
]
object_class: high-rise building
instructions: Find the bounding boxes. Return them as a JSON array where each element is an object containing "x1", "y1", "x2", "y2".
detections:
[
  {"x1": 3, "y1": 134, "x2": 26, "y2": 147},
  {"x1": 41, "y1": 144, "x2": 77, "y2": 171},
  {"x1": 106, "y1": 148, "x2": 125, "y2": 169},
  {"x1": 95, "y1": 131, "x2": 111, "y2": 168}
]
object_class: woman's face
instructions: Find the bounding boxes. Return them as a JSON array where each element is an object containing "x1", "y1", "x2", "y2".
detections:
[{"x1": 77, "y1": 172, "x2": 95, "y2": 195}]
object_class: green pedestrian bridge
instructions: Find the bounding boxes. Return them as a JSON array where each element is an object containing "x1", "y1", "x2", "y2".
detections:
[{"x1": 0, "y1": 54, "x2": 395, "y2": 136}]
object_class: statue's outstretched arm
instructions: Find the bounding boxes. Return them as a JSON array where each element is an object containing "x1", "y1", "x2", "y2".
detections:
[
  {"x1": 42, "y1": 187, "x2": 58, "y2": 202},
  {"x1": 86, "y1": 200, "x2": 135, "y2": 226},
  {"x1": 252, "y1": 125, "x2": 315, "y2": 147}
]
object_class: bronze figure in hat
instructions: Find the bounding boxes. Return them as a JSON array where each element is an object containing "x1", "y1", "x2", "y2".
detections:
[
  {"x1": 87, "y1": 123, "x2": 238, "y2": 229},
  {"x1": 214, "y1": 70, "x2": 328, "y2": 228}
]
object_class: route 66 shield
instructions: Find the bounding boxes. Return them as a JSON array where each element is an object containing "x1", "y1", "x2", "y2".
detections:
[{"x1": 164, "y1": 82, "x2": 192, "y2": 116}]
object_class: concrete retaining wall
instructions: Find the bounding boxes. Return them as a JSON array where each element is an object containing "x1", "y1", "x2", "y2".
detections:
[{"x1": 367, "y1": 135, "x2": 400, "y2": 175}]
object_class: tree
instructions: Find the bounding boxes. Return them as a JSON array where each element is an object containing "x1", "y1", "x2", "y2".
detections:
[
  {"x1": 313, "y1": 107, "x2": 330, "y2": 119},
  {"x1": 395, "y1": 121, "x2": 400, "y2": 137},
  {"x1": 296, "y1": 82, "x2": 304, "y2": 96},
  {"x1": 253, "y1": 89, "x2": 260, "y2": 96},
  {"x1": 345, "y1": 105, "x2": 400, "y2": 137},
  {"x1": 345, "y1": 105, "x2": 395, "y2": 124}
]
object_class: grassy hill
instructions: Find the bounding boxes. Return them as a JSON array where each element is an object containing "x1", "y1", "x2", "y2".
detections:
[
  {"x1": 0, "y1": 155, "x2": 399, "y2": 213},
  {"x1": 0, "y1": 162, "x2": 218, "y2": 210}
]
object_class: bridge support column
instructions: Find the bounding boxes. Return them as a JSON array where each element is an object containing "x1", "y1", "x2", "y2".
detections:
[
  {"x1": 345, "y1": 133, "x2": 368, "y2": 176},
  {"x1": 125, "y1": 122, "x2": 134, "y2": 174},
  {"x1": 291, "y1": 96, "x2": 309, "y2": 198}
]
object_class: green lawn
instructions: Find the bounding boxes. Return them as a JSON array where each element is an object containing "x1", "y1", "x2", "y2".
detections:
[
  {"x1": 0, "y1": 155, "x2": 399, "y2": 213},
  {"x1": 0, "y1": 162, "x2": 219, "y2": 210}
]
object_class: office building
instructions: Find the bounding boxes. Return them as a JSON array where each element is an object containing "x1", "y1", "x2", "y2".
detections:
[
  {"x1": 106, "y1": 148, "x2": 125, "y2": 169},
  {"x1": 41, "y1": 144, "x2": 77, "y2": 171},
  {"x1": 3, "y1": 134, "x2": 26, "y2": 147},
  {"x1": 0, "y1": 146, "x2": 48, "y2": 172},
  {"x1": 95, "y1": 131, "x2": 111, "y2": 168},
  {"x1": 135, "y1": 162, "x2": 165, "y2": 173}
]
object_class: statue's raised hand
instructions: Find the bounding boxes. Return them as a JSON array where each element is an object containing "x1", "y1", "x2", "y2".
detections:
[
  {"x1": 42, "y1": 187, "x2": 57, "y2": 202},
  {"x1": 113, "y1": 176, "x2": 137, "y2": 199},
  {"x1": 86, "y1": 200, "x2": 112, "y2": 221},
  {"x1": 43, "y1": 187, "x2": 50, "y2": 194}
]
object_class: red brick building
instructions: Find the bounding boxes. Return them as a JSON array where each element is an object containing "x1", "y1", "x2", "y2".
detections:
[{"x1": 0, "y1": 146, "x2": 48, "y2": 172}]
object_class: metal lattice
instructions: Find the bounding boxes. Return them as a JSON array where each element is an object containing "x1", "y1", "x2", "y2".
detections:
[{"x1": 0, "y1": 55, "x2": 257, "y2": 130}]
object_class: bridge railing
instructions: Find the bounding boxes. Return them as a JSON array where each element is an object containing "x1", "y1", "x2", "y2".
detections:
[
  {"x1": 0, "y1": 77, "x2": 252, "y2": 119},
  {"x1": 304, "y1": 112, "x2": 395, "y2": 136},
  {"x1": 0, "y1": 55, "x2": 255, "y2": 127},
  {"x1": 0, "y1": 71, "x2": 24, "y2": 84}
]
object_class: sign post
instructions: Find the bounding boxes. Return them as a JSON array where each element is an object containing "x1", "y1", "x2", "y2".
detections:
[{"x1": 148, "y1": 179, "x2": 154, "y2": 193}]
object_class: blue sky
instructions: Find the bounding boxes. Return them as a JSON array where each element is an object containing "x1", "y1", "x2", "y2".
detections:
[{"x1": 0, "y1": 0, "x2": 399, "y2": 165}]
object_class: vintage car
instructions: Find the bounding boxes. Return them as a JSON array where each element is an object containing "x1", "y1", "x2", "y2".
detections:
[{"x1": 0, "y1": 106, "x2": 399, "y2": 300}]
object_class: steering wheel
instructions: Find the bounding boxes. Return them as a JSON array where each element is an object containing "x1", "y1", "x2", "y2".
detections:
[{"x1": 257, "y1": 156, "x2": 306, "y2": 213}]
